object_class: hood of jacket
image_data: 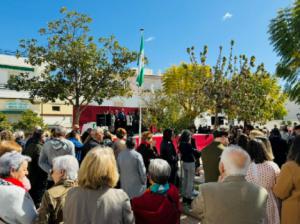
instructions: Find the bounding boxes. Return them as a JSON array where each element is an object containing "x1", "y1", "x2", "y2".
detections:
[{"x1": 48, "y1": 138, "x2": 69, "y2": 151}]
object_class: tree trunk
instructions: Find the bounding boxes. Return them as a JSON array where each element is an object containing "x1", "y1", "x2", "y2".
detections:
[
  {"x1": 214, "y1": 106, "x2": 219, "y2": 129},
  {"x1": 73, "y1": 106, "x2": 81, "y2": 126}
]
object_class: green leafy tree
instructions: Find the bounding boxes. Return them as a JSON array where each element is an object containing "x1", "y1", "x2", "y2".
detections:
[
  {"x1": 269, "y1": 0, "x2": 300, "y2": 103},
  {"x1": 0, "y1": 113, "x2": 12, "y2": 131},
  {"x1": 13, "y1": 110, "x2": 46, "y2": 133},
  {"x1": 7, "y1": 8, "x2": 137, "y2": 125},
  {"x1": 162, "y1": 63, "x2": 212, "y2": 124},
  {"x1": 188, "y1": 41, "x2": 287, "y2": 125},
  {"x1": 231, "y1": 62, "x2": 287, "y2": 123},
  {"x1": 187, "y1": 42, "x2": 236, "y2": 126},
  {"x1": 142, "y1": 90, "x2": 186, "y2": 132}
]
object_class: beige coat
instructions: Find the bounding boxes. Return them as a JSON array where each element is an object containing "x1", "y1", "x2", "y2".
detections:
[
  {"x1": 64, "y1": 186, "x2": 134, "y2": 224},
  {"x1": 35, "y1": 180, "x2": 76, "y2": 224},
  {"x1": 273, "y1": 161, "x2": 300, "y2": 224},
  {"x1": 191, "y1": 175, "x2": 268, "y2": 224}
]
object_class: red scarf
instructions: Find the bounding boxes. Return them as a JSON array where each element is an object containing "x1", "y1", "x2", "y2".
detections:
[{"x1": 4, "y1": 177, "x2": 26, "y2": 191}]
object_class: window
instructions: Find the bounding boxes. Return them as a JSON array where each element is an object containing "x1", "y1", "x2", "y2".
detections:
[{"x1": 52, "y1": 106, "x2": 60, "y2": 111}]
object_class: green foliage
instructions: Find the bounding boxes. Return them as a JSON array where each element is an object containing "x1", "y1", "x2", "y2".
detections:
[
  {"x1": 7, "y1": 8, "x2": 138, "y2": 124},
  {"x1": 163, "y1": 63, "x2": 211, "y2": 118},
  {"x1": 0, "y1": 113, "x2": 13, "y2": 131},
  {"x1": 269, "y1": 0, "x2": 300, "y2": 103},
  {"x1": 144, "y1": 42, "x2": 287, "y2": 130},
  {"x1": 13, "y1": 110, "x2": 46, "y2": 133},
  {"x1": 187, "y1": 42, "x2": 286, "y2": 126}
]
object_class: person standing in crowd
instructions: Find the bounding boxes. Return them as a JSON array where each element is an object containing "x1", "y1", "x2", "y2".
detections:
[
  {"x1": 160, "y1": 128, "x2": 178, "y2": 186},
  {"x1": 14, "y1": 130, "x2": 26, "y2": 150},
  {"x1": 118, "y1": 137, "x2": 147, "y2": 199},
  {"x1": 178, "y1": 129, "x2": 199, "y2": 205},
  {"x1": 64, "y1": 147, "x2": 135, "y2": 224},
  {"x1": 0, "y1": 151, "x2": 31, "y2": 191},
  {"x1": 191, "y1": 146, "x2": 268, "y2": 224},
  {"x1": 117, "y1": 108, "x2": 127, "y2": 129},
  {"x1": 132, "y1": 110, "x2": 139, "y2": 134},
  {"x1": 280, "y1": 125, "x2": 290, "y2": 142},
  {"x1": 39, "y1": 126, "x2": 75, "y2": 188},
  {"x1": 0, "y1": 130, "x2": 14, "y2": 141},
  {"x1": 68, "y1": 130, "x2": 84, "y2": 162},
  {"x1": 269, "y1": 128, "x2": 289, "y2": 167},
  {"x1": 237, "y1": 133, "x2": 249, "y2": 151},
  {"x1": 81, "y1": 128, "x2": 92, "y2": 144},
  {"x1": 81, "y1": 127, "x2": 104, "y2": 161},
  {"x1": 137, "y1": 131, "x2": 158, "y2": 172},
  {"x1": 72, "y1": 124, "x2": 81, "y2": 135},
  {"x1": 273, "y1": 135, "x2": 300, "y2": 224},
  {"x1": 131, "y1": 159, "x2": 181, "y2": 224},
  {"x1": 112, "y1": 128, "x2": 127, "y2": 159},
  {"x1": 201, "y1": 130, "x2": 228, "y2": 182},
  {"x1": 22, "y1": 129, "x2": 48, "y2": 207},
  {"x1": 0, "y1": 152, "x2": 37, "y2": 224},
  {"x1": 246, "y1": 139, "x2": 280, "y2": 224},
  {"x1": 0, "y1": 140, "x2": 22, "y2": 157},
  {"x1": 103, "y1": 130, "x2": 114, "y2": 147},
  {"x1": 35, "y1": 155, "x2": 79, "y2": 224}
]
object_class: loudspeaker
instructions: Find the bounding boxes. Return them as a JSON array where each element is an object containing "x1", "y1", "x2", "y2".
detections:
[
  {"x1": 96, "y1": 114, "x2": 106, "y2": 127},
  {"x1": 211, "y1": 116, "x2": 224, "y2": 125}
]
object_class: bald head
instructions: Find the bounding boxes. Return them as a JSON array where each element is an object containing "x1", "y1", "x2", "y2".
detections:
[{"x1": 220, "y1": 145, "x2": 251, "y2": 177}]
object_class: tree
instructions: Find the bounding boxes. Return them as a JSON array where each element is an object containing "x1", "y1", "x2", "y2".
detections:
[
  {"x1": 188, "y1": 41, "x2": 287, "y2": 126},
  {"x1": 13, "y1": 110, "x2": 46, "y2": 133},
  {"x1": 231, "y1": 62, "x2": 287, "y2": 123},
  {"x1": 0, "y1": 113, "x2": 12, "y2": 131},
  {"x1": 7, "y1": 8, "x2": 137, "y2": 125},
  {"x1": 162, "y1": 63, "x2": 212, "y2": 124},
  {"x1": 187, "y1": 42, "x2": 236, "y2": 127},
  {"x1": 142, "y1": 90, "x2": 187, "y2": 132},
  {"x1": 269, "y1": 0, "x2": 300, "y2": 103}
]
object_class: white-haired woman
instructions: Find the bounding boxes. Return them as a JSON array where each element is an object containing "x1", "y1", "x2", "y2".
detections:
[
  {"x1": 132, "y1": 158, "x2": 181, "y2": 224},
  {"x1": 35, "y1": 155, "x2": 79, "y2": 224},
  {"x1": 0, "y1": 152, "x2": 37, "y2": 224},
  {"x1": 64, "y1": 147, "x2": 135, "y2": 224},
  {"x1": 14, "y1": 130, "x2": 26, "y2": 150}
]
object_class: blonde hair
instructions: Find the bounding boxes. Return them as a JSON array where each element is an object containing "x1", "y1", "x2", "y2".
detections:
[
  {"x1": 0, "y1": 141, "x2": 22, "y2": 157},
  {"x1": 78, "y1": 147, "x2": 119, "y2": 189},
  {"x1": 0, "y1": 130, "x2": 14, "y2": 141},
  {"x1": 255, "y1": 137, "x2": 274, "y2": 161},
  {"x1": 249, "y1": 130, "x2": 264, "y2": 139}
]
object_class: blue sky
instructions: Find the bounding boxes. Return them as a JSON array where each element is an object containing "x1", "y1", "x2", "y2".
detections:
[{"x1": 0, "y1": 0, "x2": 294, "y2": 74}]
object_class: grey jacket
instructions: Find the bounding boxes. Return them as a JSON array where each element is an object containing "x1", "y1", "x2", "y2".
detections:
[
  {"x1": 39, "y1": 138, "x2": 75, "y2": 176},
  {"x1": 117, "y1": 148, "x2": 147, "y2": 199},
  {"x1": 191, "y1": 175, "x2": 268, "y2": 224},
  {"x1": 64, "y1": 187, "x2": 135, "y2": 224}
]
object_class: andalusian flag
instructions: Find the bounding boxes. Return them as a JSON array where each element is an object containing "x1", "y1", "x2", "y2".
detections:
[{"x1": 136, "y1": 31, "x2": 145, "y2": 87}]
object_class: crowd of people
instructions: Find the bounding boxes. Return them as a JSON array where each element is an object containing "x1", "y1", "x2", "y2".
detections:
[{"x1": 0, "y1": 122, "x2": 299, "y2": 224}]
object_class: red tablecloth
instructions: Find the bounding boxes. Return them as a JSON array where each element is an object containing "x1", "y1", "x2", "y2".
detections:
[{"x1": 134, "y1": 134, "x2": 213, "y2": 154}]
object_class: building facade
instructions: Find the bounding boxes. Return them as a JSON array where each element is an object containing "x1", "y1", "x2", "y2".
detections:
[{"x1": 0, "y1": 54, "x2": 73, "y2": 128}]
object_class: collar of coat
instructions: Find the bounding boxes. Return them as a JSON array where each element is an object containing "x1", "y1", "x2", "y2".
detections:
[{"x1": 222, "y1": 175, "x2": 246, "y2": 183}]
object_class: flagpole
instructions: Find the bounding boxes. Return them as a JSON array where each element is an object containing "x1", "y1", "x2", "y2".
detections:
[{"x1": 138, "y1": 28, "x2": 144, "y2": 145}]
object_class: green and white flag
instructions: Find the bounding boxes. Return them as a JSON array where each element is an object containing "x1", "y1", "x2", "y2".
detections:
[{"x1": 136, "y1": 33, "x2": 144, "y2": 87}]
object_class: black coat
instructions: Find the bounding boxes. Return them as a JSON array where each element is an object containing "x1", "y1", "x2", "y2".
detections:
[
  {"x1": 269, "y1": 136, "x2": 289, "y2": 168},
  {"x1": 22, "y1": 142, "x2": 48, "y2": 206},
  {"x1": 160, "y1": 140, "x2": 179, "y2": 186},
  {"x1": 81, "y1": 138, "x2": 102, "y2": 162},
  {"x1": 137, "y1": 143, "x2": 158, "y2": 172}
]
